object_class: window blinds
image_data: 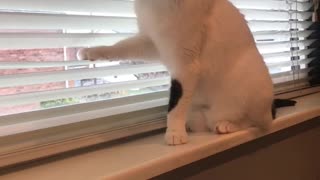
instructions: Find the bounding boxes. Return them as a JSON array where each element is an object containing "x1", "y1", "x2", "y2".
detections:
[
  {"x1": 0, "y1": 0, "x2": 319, "y2": 118},
  {"x1": 0, "y1": 0, "x2": 170, "y2": 117},
  {"x1": 231, "y1": 0, "x2": 320, "y2": 92}
]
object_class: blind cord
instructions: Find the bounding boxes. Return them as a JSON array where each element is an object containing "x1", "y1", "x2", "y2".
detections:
[{"x1": 289, "y1": 0, "x2": 300, "y2": 88}]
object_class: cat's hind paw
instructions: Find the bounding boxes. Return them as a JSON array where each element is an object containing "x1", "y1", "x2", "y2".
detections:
[
  {"x1": 214, "y1": 121, "x2": 239, "y2": 134},
  {"x1": 165, "y1": 129, "x2": 188, "y2": 145}
]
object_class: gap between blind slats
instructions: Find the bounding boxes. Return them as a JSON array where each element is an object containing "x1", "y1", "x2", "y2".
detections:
[
  {"x1": 0, "y1": 0, "x2": 135, "y2": 17},
  {"x1": 0, "y1": 12, "x2": 137, "y2": 31},
  {"x1": 0, "y1": 33, "x2": 134, "y2": 49},
  {"x1": 0, "y1": 63, "x2": 167, "y2": 88},
  {"x1": 0, "y1": 77, "x2": 170, "y2": 108}
]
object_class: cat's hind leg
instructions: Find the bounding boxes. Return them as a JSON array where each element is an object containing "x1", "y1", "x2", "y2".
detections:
[
  {"x1": 213, "y1": 120, "x2": 243, "y2": 134},
  {"x1": 186, "y1": 105, "x2": 210, "y2": 132},
  {"x1": 212, "y1": 120, "x2": 252, "y2": 134},
  {"x1": 205, "y1": 110, "x2": 252, "y2": 134},
  {"x1": 77, "y1": 35, "x2": 159, "y2": 61}
]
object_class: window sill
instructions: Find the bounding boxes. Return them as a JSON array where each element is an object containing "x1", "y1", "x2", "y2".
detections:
[{"x1": 1, "y1": 93, "x2": 320, "y2": 180}]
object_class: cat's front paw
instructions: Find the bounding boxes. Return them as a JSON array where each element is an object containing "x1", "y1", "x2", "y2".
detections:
[
  {"x1": 77, "y1": 48, "x2": 103, "y2": 61},
  {"x1": 165, "y1": 129, "x2": 188, "y2": 145},
  {"x1": 77, "y1": 48, "x2": 90, "y2": 60}
]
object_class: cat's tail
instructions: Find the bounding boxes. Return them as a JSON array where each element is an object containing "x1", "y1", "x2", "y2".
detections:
[
  {"x1": 272, "y1": 99, "x2": 297, "y2": 119},
  {"x1": 253, "y1": 99, "x2": 296, "y2": 132},
  {"x1": 274, "y1": 99, "x2": 297, "y2": 107}
]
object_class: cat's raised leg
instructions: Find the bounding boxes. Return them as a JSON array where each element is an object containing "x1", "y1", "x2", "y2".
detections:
[
  {"x1": 165, "y1": 62, "x2": 200, "y2": 145},
  {"x1": 77, "y1": 35, "x2": 158, "y2": 61}
]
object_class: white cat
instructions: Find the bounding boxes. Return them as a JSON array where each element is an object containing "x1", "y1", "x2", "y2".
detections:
[{"x1": 78, "y1": 0, "x2": 275, "y2": 145}]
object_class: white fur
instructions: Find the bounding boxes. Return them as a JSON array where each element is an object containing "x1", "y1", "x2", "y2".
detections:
[{"x1": 78, "y1": 0, "x2": 274, "y2": 145}]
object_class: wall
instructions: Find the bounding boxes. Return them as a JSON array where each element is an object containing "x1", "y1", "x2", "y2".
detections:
[{"x1": 154, "y1": 118, "x2": 320, "y2": 180}]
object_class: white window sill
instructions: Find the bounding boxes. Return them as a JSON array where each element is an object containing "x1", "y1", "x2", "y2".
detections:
[{"x1": 2, "y1": 93, "x2": 320, "y2": 180}]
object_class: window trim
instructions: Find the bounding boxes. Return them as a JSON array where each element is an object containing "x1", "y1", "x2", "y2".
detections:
[{"x1": 0, "y1": 106, "x2": 167, "y2": 168}]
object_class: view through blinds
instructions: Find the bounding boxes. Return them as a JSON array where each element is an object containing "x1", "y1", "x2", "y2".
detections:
[
  {"x1": 0, "y1": 0, "x2": 170, "y2": 118},
  {"x1": 0, "y1": 0, "x2": 319, "y2": 118}
]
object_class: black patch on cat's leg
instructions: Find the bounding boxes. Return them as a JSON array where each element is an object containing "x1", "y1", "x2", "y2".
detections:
[
  {"x1": 272, "y1": 103, "x2": 276, "y2": 119},
  {"x1": 168, "y1": 79, "x2": 183, "y2": 112}
]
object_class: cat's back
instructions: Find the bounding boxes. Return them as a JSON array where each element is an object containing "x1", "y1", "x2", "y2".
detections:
[
  {"x1": 200, "y1": 0, "x2": 273, "y2": 109},
  {"x1": 206, "y1": 0, "x2": 255, "y2": 49},
  {"x1": 134, "y1": 0, "x2": 214, "y2": 31}
]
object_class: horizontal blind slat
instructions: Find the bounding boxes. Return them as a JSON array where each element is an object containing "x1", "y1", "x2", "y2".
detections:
[
  {"x1": 0, "y1": 63, "x2": 167, "y2": 88},
  {"x1": 272, "y1": 68, "x2": 309, "y2": 79},
  {"x1": 257, "y1": 39, "x2": 315, "y2": 54},
  {"x1": 0, "y1": 77, "x2": 170, "y2": 107},
  {"x1": 229, "y1": 0, "x2": 313, "y2": 11},
  {"x1": 248, "y1": 21, "x2": 313, "y2": 31},
  {"x1": 240, "y1": 9, "x2": 312, "y2": 21},
  {"x1": 253, "y1": 30, "x2": 314, "y2": 42},
  {"x1": 267, "y1": 58, "x2": 313, "y2": 68},
  {"x1": 0, "y1": 12, "x2": 137, "y2": 31},
  {"x1": 0, "y1": 91, "x2": 169, "y2": 126},
  {"x1": 0, "y1": 0, "x2": 135, "y2": 16},
  {"x1": 0, "y1": 60, "x2": 121, "y2": 69},
  {"x1": 0, "y1": 33, "x2": 134, "y2": 49},
  {"x1": 274, "y1": 77, "x2": 310, "y2": 91},
  {"x1": 0, "y1": 91, "x2": 169, "y2": 136},
  {"x1": 0, "y1": 31, "x2": 315, "y2": 49},
  {"x1": 262, "y1": 49, "x2": 314, "y2": 63}
]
